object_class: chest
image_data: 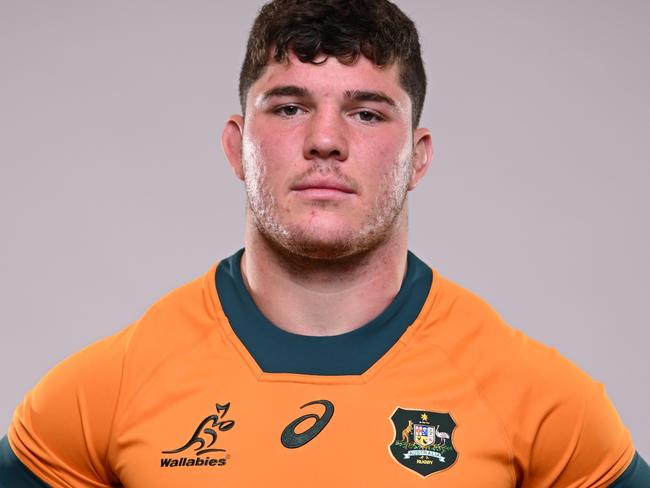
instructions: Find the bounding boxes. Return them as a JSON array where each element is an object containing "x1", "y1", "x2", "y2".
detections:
[{"x1": 109, "y1": 350, "x2": 515, "y2": 487}]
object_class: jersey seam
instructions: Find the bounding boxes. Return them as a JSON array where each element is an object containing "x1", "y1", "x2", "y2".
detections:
[
  {"x1": 552, "y1": 381, "x2": 588, "y2": 486},
  {"x1": 104, "y1": 325, "x2": 135, "y2": 483},
  {"x1": 430, "y1": 342, "x2": 518, "y2": 487}
]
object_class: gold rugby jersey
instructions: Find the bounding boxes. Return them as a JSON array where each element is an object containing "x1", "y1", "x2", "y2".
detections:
[{"x1": 3, "y1": 250, "x2": 638, "y2": 487}]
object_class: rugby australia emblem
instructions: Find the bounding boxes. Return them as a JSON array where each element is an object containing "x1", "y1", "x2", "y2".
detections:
[{"x1": 388, "y1": 407, "x2": 458, "y2": 477}]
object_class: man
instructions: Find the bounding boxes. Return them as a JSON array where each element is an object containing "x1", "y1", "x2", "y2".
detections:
[{"x1": 1, "y1": 0, "x2": 648, "y2": 486}]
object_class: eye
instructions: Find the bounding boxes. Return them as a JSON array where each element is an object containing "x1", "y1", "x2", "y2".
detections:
[
  {"x1": 274, "y1": 105, "x2": 304, "y2": 117},
  {"x1": 354, "y1": 110, "x2": 384, "y2": 123}
]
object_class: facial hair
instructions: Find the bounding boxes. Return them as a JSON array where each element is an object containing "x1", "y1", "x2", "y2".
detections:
[{"x1": 242, "y1": 139, "x2": 413, "y2": 261}]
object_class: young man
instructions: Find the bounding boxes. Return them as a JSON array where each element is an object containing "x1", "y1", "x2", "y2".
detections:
[{"x1": 1, "y1": 0, "x2": 647, "y2": 486}]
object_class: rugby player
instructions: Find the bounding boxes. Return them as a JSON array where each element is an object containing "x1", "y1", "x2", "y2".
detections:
[{"x1": 1, "y1": 0, "x2": 648, "y2": 486}]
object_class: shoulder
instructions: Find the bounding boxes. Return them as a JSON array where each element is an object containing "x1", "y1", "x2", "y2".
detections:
[
  {"x1": 7, "y1": 265, "x2": 220, "y2": 486},
  {"x1": 420, "y1": 272, "x2": 634, "y2": 486},
  {"x1": 422, "y1": 272, "x2": 593, "y2": 389},
  {"x1": 127, "y1": 265, "x2": 220, "y2": 355},
  {"x1": 109, "y1": 265, "x2": 222, "y2": 394}
]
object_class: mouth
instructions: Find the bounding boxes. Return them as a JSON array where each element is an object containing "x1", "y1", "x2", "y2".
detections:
[{"x1": 291, "y1": 178, "x2": 356, "y2": 195}]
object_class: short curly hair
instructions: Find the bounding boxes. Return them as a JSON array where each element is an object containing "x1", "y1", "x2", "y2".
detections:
[{"x1": 239, "y1": 0, "x2": 427, "y2": 127}]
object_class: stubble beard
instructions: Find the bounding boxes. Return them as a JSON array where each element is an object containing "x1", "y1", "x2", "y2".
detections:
[{"x1": 242, "y1": 144, "x2": 413, "y2": 262}]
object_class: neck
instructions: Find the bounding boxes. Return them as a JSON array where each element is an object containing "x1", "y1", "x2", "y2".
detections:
[{"x1": 241, "y1": 213, "x2": 409, "y2": 336}]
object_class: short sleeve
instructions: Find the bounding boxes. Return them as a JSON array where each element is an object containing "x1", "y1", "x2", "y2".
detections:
[
  {"x1": 525, "y1": 362, "x2": 635, "y2": 487},
  {"x1": 7, "y1": 325, "x2": 134, "y2": 488}
]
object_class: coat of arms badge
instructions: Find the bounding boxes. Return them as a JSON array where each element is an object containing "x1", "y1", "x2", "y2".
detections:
[{"x1": 388, "y1": 407, "x2": 458, "y2": 477}]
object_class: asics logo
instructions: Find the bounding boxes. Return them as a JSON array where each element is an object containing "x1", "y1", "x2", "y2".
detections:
[{"x1": 281, "y1": 400, "x2": 334, "y2": 449}]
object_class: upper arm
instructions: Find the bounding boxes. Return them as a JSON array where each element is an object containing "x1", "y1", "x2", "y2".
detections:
[
  {"x1": 3, "y1": 327, "x2": 132, "y2": 488},
  {"x1": 525, "y1": 369, "x2": 635, "y2": 487}
]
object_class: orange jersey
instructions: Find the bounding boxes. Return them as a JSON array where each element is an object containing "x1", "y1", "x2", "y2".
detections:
[{"x1": 7, "y1": 251, "x2": 634, "y2": 487}]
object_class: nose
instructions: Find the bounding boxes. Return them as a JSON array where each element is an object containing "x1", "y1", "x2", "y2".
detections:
[{"x1": 302, "y1": 108, "x2": 349, "y2": 162}]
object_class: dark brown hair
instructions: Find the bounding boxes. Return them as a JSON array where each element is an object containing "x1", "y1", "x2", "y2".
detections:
[{"x1": 239, "y1": 0, "x2": 427, "y2": 126}]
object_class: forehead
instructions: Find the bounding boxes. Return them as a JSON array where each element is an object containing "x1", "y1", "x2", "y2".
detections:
[{"x1": 248, "y1": 52, "x2": 409, "y2": 106}]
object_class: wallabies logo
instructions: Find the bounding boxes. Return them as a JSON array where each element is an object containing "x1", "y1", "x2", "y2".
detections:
[{"x1": 160, "y1": 402, "x2": 235, "y2": 468}]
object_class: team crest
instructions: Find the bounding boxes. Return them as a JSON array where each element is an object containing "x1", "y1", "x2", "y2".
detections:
[{"x1": 388, "y1": 407, "x2": 458, "y2": 477}]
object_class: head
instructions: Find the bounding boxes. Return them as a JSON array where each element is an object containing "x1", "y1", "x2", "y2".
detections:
[
  {"x1": 222, "y1": 0, "x2": 432, "y2": 261},
  {"x1": 239, "y1": 0, "x2": 427, "y2": 128}
]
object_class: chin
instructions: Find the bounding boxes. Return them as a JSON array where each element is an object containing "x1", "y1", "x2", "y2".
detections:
[
  {"x1": 287, "y1": 239, "x2": 358, "y2": 260},
  {"x1": 283, "y1": 227, "x2": 356, "y2": 260},
  {"x1": 251, "y1": 201, "x2": 406, "y2": 262},
  {"x1": 269, "y1": 222, "x2": 388, "y2": 261}
]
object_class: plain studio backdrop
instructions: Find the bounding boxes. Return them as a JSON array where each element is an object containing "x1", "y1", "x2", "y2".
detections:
[{"x1": 1, "y1": 0, "x2": 648, "y2": 457}]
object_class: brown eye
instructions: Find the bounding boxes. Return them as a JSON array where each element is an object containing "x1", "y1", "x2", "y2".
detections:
[
  {"x1": 277, "y1": 105, "x2": 302, "y2": 117},
  {"x1": 356, "y1": 110, "x2": 382, "y2": 122}
]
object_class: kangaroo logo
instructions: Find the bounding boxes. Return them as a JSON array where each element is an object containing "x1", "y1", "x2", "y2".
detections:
[{"x1": 163, "y1": 403, "x2": 235, "y2": 456}]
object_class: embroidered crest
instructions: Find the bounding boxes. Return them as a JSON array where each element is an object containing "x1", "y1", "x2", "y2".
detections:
[{"x1": 388, "y1": 407, "x2": 458, "y2": 477}]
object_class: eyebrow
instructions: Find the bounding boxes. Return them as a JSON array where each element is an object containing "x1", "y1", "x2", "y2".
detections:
[
  {"x1": 344, "y1": 90, "x2": 396, "y2": 107},
  {"x1": 261, "y1": 85, "x2": 310, "y2": 102}
]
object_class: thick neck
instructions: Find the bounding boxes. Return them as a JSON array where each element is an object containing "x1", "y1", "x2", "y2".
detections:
[{"x1": 241, "y1": 209, "x2": 409, "y2": 336}]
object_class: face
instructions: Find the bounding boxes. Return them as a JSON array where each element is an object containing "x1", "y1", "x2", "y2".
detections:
[{"x1": 223, "y1": 53, "x2": 431, "y2": 260}]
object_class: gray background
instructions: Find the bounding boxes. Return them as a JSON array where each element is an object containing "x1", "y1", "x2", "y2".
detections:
[{"x1": 1, "y1": 0, "x2": 648, "y2": 457}]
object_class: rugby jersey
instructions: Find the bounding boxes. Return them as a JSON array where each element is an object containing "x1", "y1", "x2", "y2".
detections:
[{"x1": 1, "y1": 250, "x2": 643, "y2": 486}]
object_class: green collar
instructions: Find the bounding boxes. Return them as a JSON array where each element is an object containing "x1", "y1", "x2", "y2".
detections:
[{"x1": 216, "y1": 249, "x2": 432, "y2": 375}]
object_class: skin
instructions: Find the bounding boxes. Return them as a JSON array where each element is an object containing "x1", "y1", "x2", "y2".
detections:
[{"x1": 222, "y1": 53, "x2": 433, "y2": 336}]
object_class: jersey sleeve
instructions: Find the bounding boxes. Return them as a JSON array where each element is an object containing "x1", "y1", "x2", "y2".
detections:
[
  {"x1": 4, "y1": 325, "x2": 134, "y2": 488},
  {"x1": 426, "y1": 278, "x2": 638, "y2": 487},
  {"x1": 522, "y1": 353, "x2": 635, "y2": 487}
]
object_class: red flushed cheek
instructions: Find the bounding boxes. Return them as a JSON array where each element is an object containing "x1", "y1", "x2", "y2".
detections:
[{"x1": 255, "y1": 128, "x2": 303, "y2": 168}]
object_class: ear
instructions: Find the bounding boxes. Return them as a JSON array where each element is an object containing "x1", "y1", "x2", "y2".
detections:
[
  {"x1": 221, "y1": 114, "x2": 245, "y2": 181},
  {"x1": 408, "y1": 127, "x2": 433, "y2": 191}
]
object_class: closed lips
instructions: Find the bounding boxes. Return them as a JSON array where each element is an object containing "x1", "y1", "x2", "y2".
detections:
[{"x1": 291, "y1": 178, "x2": 356, "y2": 193}]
